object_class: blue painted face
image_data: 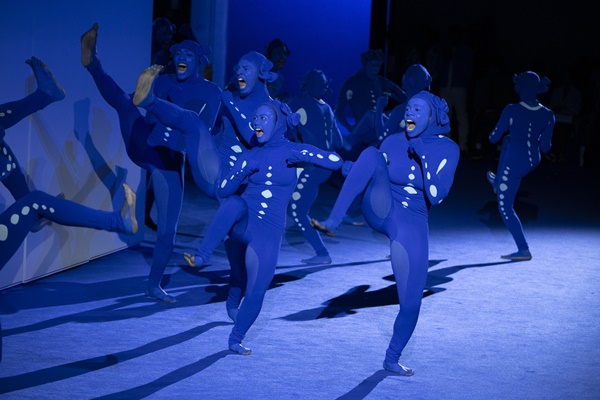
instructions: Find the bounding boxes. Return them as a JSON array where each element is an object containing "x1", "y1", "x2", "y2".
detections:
[
  {"x1": 252, "y1": 105, "x2": 277, "y2": 144},
  {"x1": 404, "y1": 97, "x2": 431, "y2": 138},
  {"x1": 174, "y1": 47, "x2": 198, "y2": 81},
  {"x1": 234, "y1": 58, "x2": 259, "y2": 96}
]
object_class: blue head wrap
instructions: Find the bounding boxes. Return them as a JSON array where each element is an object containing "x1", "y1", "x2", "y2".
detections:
[
  {"x1": 411, "y1": 91, "x2": 451, "y2": 136},
  {"x1": 513, "y1": 71, "x2": 551, "y2": 102},
  {"x1": 240, "y1": 52, "x2": 278, "y2": 83}
]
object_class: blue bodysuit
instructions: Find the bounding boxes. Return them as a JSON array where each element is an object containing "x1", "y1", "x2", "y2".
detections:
[
  {"x1": 488, "y1": 71, "x2": 555, "y2": 260},
  {"x1": 287, "y1": 69, "x2": 343, "y2": 264},
  {"x1": 313, "y1": 91, "x2": 459, "y2": 375}
]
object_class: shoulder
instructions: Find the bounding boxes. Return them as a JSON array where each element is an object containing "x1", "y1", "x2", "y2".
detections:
[{"x1": 436, "y1": 136, "x2": 460, "y2": 155}]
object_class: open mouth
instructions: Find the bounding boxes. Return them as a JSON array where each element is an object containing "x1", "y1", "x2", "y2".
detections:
[
  {"x1": 238, "y1": 78, "x2": 247, "y2": 89},
  {"x1": 177, "y1": 63, "x2": 188, "y2": 74},
  {"x1": 255, "y1": 128, "x2": 264, "y2": 137},
  {"x1": 406, "y1": 120, "x2": 416, "y2": 131}
]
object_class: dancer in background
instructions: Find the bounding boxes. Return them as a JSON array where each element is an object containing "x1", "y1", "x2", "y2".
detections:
[
  {"x1": 286, "y1": 69, "x2": 343, "y2": 264},
  {"x1": 312, "y1": 91, "x2": 459, "y2": 375},
  {"x1": 371, "y1": 64, "x2": 433, "y2": 147},
  {"x1": 335, "y1": 49, "x2": 404, "y2": 158},
  {"x1": 80, "y1": 23, "x2": 219, "y2": 303},
  {"x1": 487, "y1": 71, "x2": 555, "y2": 261},
  {"x1": 263, "y1": 38, "x2": 291, "y2": 101}
]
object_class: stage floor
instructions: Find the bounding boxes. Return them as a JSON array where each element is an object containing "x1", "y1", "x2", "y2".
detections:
[{"x1": 1, "y1": 158, "x2": 599, "y2": 399}]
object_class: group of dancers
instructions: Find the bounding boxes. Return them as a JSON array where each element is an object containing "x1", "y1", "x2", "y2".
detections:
[{"x1": 0, "y1": 23, "x2": 555, "y2": 375}]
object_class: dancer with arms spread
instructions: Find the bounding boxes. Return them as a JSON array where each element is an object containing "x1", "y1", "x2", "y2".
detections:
[{"x1": 133, "y1": 64, "x2": 344, "y2": 353}]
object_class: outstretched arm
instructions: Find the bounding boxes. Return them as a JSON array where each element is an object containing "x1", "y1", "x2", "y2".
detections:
[{"x1": 287, "y1": 143, "x2": 343, "y2": 170}]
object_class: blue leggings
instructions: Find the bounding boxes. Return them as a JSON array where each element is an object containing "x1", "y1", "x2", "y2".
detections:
[
  {"x1": 493, "y1": 141, "x2": 528, "y2": 250},
  {"x1": 1, "y1": 190, "x2": 127, "y2": 267},
  {"x1": 290, "y1": 166, "x2": 332, "y2": 256},
  {"x1": 227, "y1": 227, "x2": 282, "y2": 348},
  {"x1": 86, "y1": 61, "x2": 185, "y2": 288},
  {"x1": 183, "y1": 193, "x2": 282, "y2": 347},
  {"x1": 326, "y1": 147, "x2": 429, "y2": 364}
]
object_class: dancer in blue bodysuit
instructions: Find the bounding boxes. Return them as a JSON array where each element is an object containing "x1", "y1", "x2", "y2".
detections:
[
  {"x1": 130, "y1": 50, "x2": 277, "y2": 314},
  {"x1": 135, "y1": 66, "x2": 344, "y2": 353},
  {"x1": 286, "y1": 69, "x2": 343, "y2": 264},
  {"x1": 312, "y1": 91, "x2": 460, "y2": 375},
  {"x1": 80, "y1": 23, "x2": 220, "y2": 303},
  {"x1": 134, "y1": 52, "x2": 274, "y2": 321},
  {"x1": 487, "y1": 71, "x2": 555, "y2": 261},
  {"x1": 1, "y1": 58, "x2": 137, "y2": 268}
]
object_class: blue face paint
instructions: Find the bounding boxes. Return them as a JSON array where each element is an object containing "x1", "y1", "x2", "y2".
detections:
[
  {"x1": 234, "y1": 58, "x2": 259, "y2": 96},
  {"x1": 252, "y1": 105, "x2": 277, "y2": 144},
  {"x1": 174, "y1": 47, "x2": 198, "y2": 81},
  {"x1": 404, "y1": 97, "x2": 431, "y2": 138}
]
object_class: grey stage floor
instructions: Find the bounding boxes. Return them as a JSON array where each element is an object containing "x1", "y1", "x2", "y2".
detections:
[{"x1": 0, "y1": 157, "x2": 599, "y2": 399}]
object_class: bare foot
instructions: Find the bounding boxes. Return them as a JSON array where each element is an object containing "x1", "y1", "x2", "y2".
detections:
[
  {"x1": 310, "y1": 218, "x2": 336, "y2": 237},
  {"x1": 183, "y1": 252, "x2": 205, "y2": 268},
  {"x1": 80, "y1": 23, "x2": 98, "y2": 67},
  {"x1": 132, "y1": 65, "x2": 163, "y2": 106},
  {"x1": 121, "y1": 183, "x2": 138, "y2": 235},
  {"x1": 183, "y1": 253, "x2": 195, "y2": 267},
  {"x1": 25, "y1": 56, "x2": 65, "y2": 101}
]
